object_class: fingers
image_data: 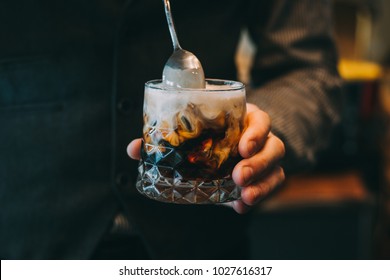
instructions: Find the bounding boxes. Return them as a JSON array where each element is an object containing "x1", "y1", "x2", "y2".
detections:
[
  {"x1": 232, "y1": 133, "x2": 285, "y2": 187},
  {"x1": 240, "y1": 165, "x2": 285, "y2": 206},
  {"x1": 232, "y1": 105, "x2": 286, "y2": 214},
  {"x1": 229, "y1": 165, "x2": 285, "y2": 214},
  {"x1": 239, "y1": 103, "x2": 271, "y2": 158},
  {"x1": 127, "y1": 138, "x2": 142, "y2": 160}
]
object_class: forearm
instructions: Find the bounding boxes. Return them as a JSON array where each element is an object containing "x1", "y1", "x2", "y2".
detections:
[{"x1": 247, "y1": 67, "x2": 342, "y2": 173}]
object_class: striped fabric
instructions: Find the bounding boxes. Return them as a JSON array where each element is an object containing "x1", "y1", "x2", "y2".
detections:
[{"x1": 246, "y1": 0, "x2": 343, "y2": 173}]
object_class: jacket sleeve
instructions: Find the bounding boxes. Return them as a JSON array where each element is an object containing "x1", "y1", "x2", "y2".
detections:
[{"x1": 245, "y1": 0, "x2": 343, "y2": 173}]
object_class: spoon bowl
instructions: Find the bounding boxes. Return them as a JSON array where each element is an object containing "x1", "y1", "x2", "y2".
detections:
[{"x1": 163, "y1": 49, "x2": 205, "y2": 88}]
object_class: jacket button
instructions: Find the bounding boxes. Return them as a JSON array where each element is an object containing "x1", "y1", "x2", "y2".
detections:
[{"x1": 117, "y1": 98, "x2": 134, "y2": 115}]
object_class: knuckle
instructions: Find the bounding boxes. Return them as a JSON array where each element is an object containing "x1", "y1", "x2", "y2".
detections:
[
  {"x1": 256, "y1": 156, "x2": 269, "y2": 173},
  {"x1": 246, "y1": 185, "x2": 264, "y2": 206},
  {"x1": 264, "y1": 112, "x2": 272, "y2": 129},
  {"x1": 243, "y1": 165, "x2": 284, "y2": 206},
  {"x1": 244, "y1": 181, "x2": 270, "y2": 206},
  {"x1": 272, "y1": 135, "x2": 286, "y2": 158},
  {"x1": 251, "y1": 109, "x2": 270, "y2": 127},
  {"x1": 259, "y1": 111, "x2": 271, "y2": 133}
]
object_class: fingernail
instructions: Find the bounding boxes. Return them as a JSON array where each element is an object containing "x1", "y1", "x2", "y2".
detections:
[
  {"x1": 241, "y1": 166, "x2": 253, "y2": 185},
  {"x1": 247, "y1": 140, "x2": 257, "y2": 156}
]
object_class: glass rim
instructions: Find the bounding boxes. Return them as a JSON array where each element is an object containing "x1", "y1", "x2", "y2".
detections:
[{"x1": 145, "y1": 79, "x2": 245, "y2": 92}]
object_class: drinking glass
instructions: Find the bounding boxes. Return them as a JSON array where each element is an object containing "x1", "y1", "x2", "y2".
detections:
[{"x1": 136, "y1": 79, "x2": 246, "y2": 204}]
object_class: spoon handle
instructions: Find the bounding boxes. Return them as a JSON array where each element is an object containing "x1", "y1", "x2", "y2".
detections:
[{"x1": 163, "y1": 0, "x2": 181, "y2": 51}]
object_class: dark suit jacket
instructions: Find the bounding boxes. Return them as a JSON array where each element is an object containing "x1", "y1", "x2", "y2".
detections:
[{"x1": 0, "y1": 0, "x2": 341, "y2": 259}]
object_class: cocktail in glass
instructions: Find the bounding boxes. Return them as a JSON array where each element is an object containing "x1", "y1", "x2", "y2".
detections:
[{"x1": 136, "y1": 79, "x2": 246, "y2": 204}]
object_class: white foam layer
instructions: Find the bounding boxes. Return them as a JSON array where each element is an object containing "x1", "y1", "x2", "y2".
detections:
[{"x1": 144, "y1": 81, "x2": 246, "y2": 123}]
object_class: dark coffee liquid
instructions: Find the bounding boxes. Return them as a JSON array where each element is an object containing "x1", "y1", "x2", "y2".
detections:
[{"x1": 141, "y1": 126, "x2": 242, "y2": 181}]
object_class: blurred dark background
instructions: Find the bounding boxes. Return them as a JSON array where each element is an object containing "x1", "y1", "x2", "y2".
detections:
[{"x1": 236, "y1": 0, "x2": 390, "y2": 259}]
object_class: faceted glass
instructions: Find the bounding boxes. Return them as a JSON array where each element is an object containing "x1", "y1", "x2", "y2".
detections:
[{"x1": 136, "y1": 79, "x2": 246, "y2": 204}]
